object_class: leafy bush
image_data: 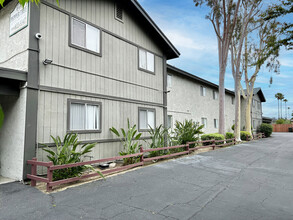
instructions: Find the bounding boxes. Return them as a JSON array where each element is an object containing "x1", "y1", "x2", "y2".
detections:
[
  {"x1": 231, "y1": 124, "x2": 234, "y2": 131},
  {"x1": 225, "y1": 132, "x2": 235, "y2": 143},
  {"x1": 276, "y1": 119, "x2": 291, "y2": 124},
  {"x1": 42, "y1": 133, "x2": 100, "y2": 181},
  {"x1": 240, "y1": 131, "x2": 252, "y2": 141},
  {"x1": 258, "y1": 123, "x2": 273, "y2": 137},
  {"x1": 173, "y1": 120, "x2": 204, "y2": 145},
  {"x1": 148, "y1": 125, "x2": 169, "y2": 157},
  {"x1": 110, "y1": 119, "x2": 142, "y2": 165},
  {"x1": 201, "y1": 133, "x2": 225, "y2": 146}
]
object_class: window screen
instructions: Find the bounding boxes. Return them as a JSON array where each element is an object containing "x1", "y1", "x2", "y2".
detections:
[{"x1": 139, "y1": 49, "x2": 155, "y2": 73}]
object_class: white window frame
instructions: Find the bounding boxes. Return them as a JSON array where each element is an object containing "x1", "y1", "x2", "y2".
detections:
[
  {"x1": 201, "y1": 117, "x2": 207, "y2": 128},
  {"x1": 200, "y1": 86, "x2": 206, "y2": 97},
  {"x1": 67, "y1": 99, "x2": 102, "y2": 133},
  {"x1": 138, "y1": 107, "x2": 156, "y2": 131},
  {"x1": 214, "y1": 119, "x2": 218, "y2": 129},
  {"x1": 213, "y1": 90, "x2": 218, "y2": 100},
  {"x1": 70, "y1": 17, "x2": 101, "y2": 56},
  {"x1": 138, "y1": 48, "x2": 155, "y2": 74}
]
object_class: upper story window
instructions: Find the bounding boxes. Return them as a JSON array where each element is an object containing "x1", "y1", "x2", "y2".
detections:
[
  {"x1": 214, "y1": 119, "x2": 218, "y2": 129},
  {"x1": 167, "y1": 74, "x2": 172, "y2": 88},
  {"x1": 139, "y1": 107, "x2": 155, "y2": 131},
  {"x1": 71, "y1": 17, "x2": 101, "y2": 55},
  {"x1": 213, "y1": 90, "x2": 218, "y2": 100},
  {"x1": 138, "y1": 48, "x2": 155, "y2": 73},
  {"x1": 68, "y1": 100, "x2": 101, "y2": 133},
  {"x1": 200, "y1": 86, "x2": 206, "y2": 96},
  {"x1": 201, "y1": 118, "x2": 207, "y2": 128},
  {"x1": 232, "y1": 97, "x2": 235, "y2": 105},
  {"x1": 258, "y1": 102, "x2": 261, "y2": 110},
  {"x1": 115, "y1": 3, "x2": 123, "y2": 22}
]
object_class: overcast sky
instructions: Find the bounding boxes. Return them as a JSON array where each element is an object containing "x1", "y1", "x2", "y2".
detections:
[{"x1": 138, "y1": 0, "x2": 293, "y2": 119}]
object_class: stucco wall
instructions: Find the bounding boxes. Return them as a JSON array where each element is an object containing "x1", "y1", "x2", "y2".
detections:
[
  {"x1": 0, "y1": 89, "x2": 27, "y2": 180},
  {"x1": 167, "y1": 72, "x2": 235, "y2": 134},
  {"x1": 0, "y1": 0, "x2": 29, "y2": 71}
]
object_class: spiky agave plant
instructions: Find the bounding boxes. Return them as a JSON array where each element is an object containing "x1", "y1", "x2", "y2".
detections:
[
  {"x1": 109, "y1": 119, "x2": 142, "y2": 165},
  {"x1": 42, "y1": 133, "x2": 103, "y2": 181}
]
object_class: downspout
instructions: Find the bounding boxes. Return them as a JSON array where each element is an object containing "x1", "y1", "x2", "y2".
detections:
[{"x1": 163, "y1": 56, "x2": 168, "y2": 146}]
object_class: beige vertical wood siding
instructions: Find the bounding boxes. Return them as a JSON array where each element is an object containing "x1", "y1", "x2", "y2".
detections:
[{"x1": 37, "y1": 0, "x2": 166, "y2": 162}]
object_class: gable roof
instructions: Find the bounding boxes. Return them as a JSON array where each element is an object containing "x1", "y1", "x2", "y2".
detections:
[
  {"x1": 127, "y1": 0, "x2": 180, "y2": 59},
  {"x1": 244, "y1": 88, "x2": 266, "y2": 102},
  {"x1": 1, "y1": 0, "x2": 180, "y2": 60},
  {"x1": 167, "y1": 64, "x2": 235, "y2": 96}
]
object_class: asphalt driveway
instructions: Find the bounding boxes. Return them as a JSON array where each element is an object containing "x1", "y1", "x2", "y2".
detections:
[{"x1": 1, "y1": 133, "x2": 293, "y2": 220}]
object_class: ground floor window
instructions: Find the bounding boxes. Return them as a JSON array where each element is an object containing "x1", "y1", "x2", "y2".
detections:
[
  {"x1": 201, "y1": 117, "x2": 207, "y2": 128},
  {"x1": 138, "y1": 107, "x2": 155, "y2": 131},
  {"x1": 68, "y1": 99, "x2": 101, "y2": 132},
  {"x1": 214, "y1": 119, "x2": 218, "y2": 129}
]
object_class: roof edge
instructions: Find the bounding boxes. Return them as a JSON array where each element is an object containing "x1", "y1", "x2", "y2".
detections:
[{"x1": 167, "y1": 64, "x2": 235, "y2": 96}]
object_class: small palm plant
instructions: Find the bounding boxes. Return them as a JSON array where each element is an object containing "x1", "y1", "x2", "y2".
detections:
[
  {"x1": 172, "y1": 120, "x2": 204, "y2": 150},
  {"x1": 148, "y1": 125, "x2": 169, "y2": 157},
  {"x1": 109, "y1": 119, "x2": 142, "y2": 165},
  {"x1": 42, "y1": 133, "x2": 103, "y2": 181}
]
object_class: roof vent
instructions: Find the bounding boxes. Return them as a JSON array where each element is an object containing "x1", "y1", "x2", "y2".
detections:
[{"x1": 115, "y1": 3, "x2": 123, "y2": 22}]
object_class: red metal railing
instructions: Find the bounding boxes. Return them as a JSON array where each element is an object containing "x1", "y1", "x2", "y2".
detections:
[{"x1": 27, "y1": 135, "x2": 265, "y2": 192}]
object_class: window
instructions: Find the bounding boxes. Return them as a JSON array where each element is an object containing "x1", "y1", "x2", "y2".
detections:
[
  {"x1": 252, "y1": 99, "x2": 255, "y2": 107},
  {"x1": 200, "y1": 86, "x2": 206, "y2": 96},
  {"x1": 138, "y1": 48, "x2": 155, "y2": 73},
  {"x1": 257, "y1": 102, "x2": 261, "y2": 110},
  {"x1": 213, "y1": 90, "x2": 218, "y2": 100},
  {"x1": 232, "y1": 97, "x2": 235, "y2": 105},
  {"x1": 167, "y1": 74, "x2": 172, "y2": 88},
  {"x1": 214, "y1": 119, "x2": 218, "y2": 129},
  {"x1": 201, "y1": 118, "x2": 207, "y2": 128},
  {"x1": 68, "y1": 100, "x2": 101, "y2": 132},
  {"x1": 71, "y1": 17, "x2": 101, "y2": 54},
  {"x1": 167, "y1": 115, "x2": 173, "y2": 129},
  {"x1": 115, "y1": 2, "x2": 123, "y2": 21},
  {"x1": 138, "y1": 108, "x2": 155, "y2": 131}
]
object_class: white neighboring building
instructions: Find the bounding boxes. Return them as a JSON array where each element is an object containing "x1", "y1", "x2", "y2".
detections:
[{"x1": 167, "y1": 65, "x2": 236, "y2": 134}]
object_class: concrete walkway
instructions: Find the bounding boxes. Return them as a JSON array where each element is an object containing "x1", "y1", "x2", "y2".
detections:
[{"x1": 1, "y1": 133, "x2": 293, "y2": 220}]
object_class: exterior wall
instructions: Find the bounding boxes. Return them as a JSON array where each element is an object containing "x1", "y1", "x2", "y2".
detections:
[
  {"x1": 167, "y1": 72, "x2": 235, "y2": 134},
  {"x1": 0, "y1": 89, "x2": 27, "y2": 180},
  {"x1": 37, "y1": 0, "x2": 165, "y2": 163},
  {"x1": 0, "y1": 0, "x2": 29, "y2": 71},
  {"x1": 241, "y1": 94, "x2": 263, "y2": 131}
]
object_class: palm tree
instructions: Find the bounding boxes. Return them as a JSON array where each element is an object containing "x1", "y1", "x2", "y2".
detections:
[
  {"x1": 280, "y1": 94, "x2": 285, "y2": 118},
  {"x1": 284, "y1": 99, "x2": 288, "y2": 119},
  {"x1": 275, "y1": 93, "x2": 283, "y2": 119},
  {"x1": 288, "y1": 107, "x2": 291, "y2": 119}
]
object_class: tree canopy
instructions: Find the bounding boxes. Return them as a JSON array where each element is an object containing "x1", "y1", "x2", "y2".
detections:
[{"x1": 0, "y1": 0, "x2": 59, "y2": 7}]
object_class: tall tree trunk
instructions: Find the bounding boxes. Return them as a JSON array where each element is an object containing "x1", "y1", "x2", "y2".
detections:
[
  {"x1": 281, "y1": 101, "x2": 282, "y2": 118},
  {"x1": 219, "y1": 64, "x2": 226, "y2": 135},
  {"x1": 234, "y1": 79, "x2": 241, "y2": 141},
  {"x1": 278, "y1": 99, "x2": 279, "y2": 119}
]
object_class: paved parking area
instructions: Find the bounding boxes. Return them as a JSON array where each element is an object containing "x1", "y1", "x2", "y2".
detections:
[{"x1": 1, "y1": 133, "x2": 293, "y2": 220}]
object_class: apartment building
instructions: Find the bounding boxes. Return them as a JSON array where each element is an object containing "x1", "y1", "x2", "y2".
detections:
[
  {"x1": 167, "y1": 65, "x2": 236, "y2": 134},
  {"x1": 0, "y1": 0, "x2": 179, "y2": 180}
]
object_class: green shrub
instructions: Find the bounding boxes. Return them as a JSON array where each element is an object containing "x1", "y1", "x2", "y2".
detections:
[
  {"x1": 148, "y1": 125, "x2": 168, "y2": 157},
  {"x1": 225, "y1": 132, "x2": 235, "y2": 143},
  {"x1": 173, "y1": 119, "x2": 204, "y2": 147},
  {"x1": 42, "y1": 133, "x2": 101, "y2": 181},
  {"x1": 258, "y1": 123, "x2": 273, "y2": 137},
  {"x1": 240, "y1": 131, "x2": 252, "y2": 141},
  {"x1": 201, "y1": 133, "x2": 225, "y2": 146},
  {"x1": 231, "y1": 124, "x2": 234, "y2": 131},
  {"x1": 276, "y1": 119, "x2": 291, "y2": 124},
  {"x1": 110, "y1": 119, "x2": 142, "y2": 165}
]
